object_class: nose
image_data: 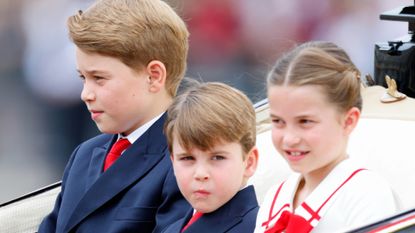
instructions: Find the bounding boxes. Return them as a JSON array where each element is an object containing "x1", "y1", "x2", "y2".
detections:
[
  {"x1": 81, "y1": 82, "x2": 95, "y2": 102},
  {"x1": 193, "y1": 163, "x2": 209, "y2": 181},
  {"x1": 282, "y1": 130, "x2": 301, "y2": 147}
]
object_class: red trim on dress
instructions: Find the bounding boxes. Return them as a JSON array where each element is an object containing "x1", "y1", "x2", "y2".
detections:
[{"x1": 262, "y1": 168, "x2": 367, "y2": 233}]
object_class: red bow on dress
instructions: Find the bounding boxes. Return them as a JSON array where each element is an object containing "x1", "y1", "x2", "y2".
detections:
[{"x1": 264, "y1": 211, "x2": 313, "y2": 233}]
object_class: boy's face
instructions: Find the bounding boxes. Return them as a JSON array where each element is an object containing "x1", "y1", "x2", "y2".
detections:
[
  {"x1": 171, "y1": 139, "x2": 257, "y2": 213},
  {"x1": 76, "y1": 48, "x2": 154, "y2": 135}
]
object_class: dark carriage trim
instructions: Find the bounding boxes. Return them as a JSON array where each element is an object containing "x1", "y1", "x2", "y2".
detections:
[{"x1": 0, "y1": 181, "x2": 61, "y2": 208}]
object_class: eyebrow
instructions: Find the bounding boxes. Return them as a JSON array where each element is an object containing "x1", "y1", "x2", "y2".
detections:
[
  {"x1": 174, "y1": 149, "x2": 230, "y2": 157},
  {"x1": 269, "y1": 113, "x2": 279, "y2": 118},
  {"x1": 208, "y1": 149, "x2": 230, "y2": 155},
  {"x1": 174, "y1": 152, "x2": 191, "y2": 157},
  {"x1": 77, "y1": 69, "x2": 110, "y2": 76},
  {"x1": 270, "y1": 112, "x2": 315, "y2": 119}
]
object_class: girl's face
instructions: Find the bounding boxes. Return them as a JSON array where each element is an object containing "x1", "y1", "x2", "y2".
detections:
[{"x1": 268, "y1": 85, "x2": 359, "y2": 180}]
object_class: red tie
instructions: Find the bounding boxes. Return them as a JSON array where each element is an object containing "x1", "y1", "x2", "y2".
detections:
[
  {"x1": 181, "y1": 212, "x2": 203, "y2": 232},
  {"x1": 103, "y1": 138, "x2": 131, "y2": 171}
]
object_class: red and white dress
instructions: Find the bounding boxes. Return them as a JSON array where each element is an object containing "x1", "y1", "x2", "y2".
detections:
[{"x1": 254, "y1": 159, "x2": 399, "y2": 233}]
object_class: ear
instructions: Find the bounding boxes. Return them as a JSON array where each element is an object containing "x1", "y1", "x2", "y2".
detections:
[
  {"x1": 244, "y1": 146, "x2": 259, "y2": 178},
  {"x1": 146, "y1": 60, "x2": 167, "y2": 93},
  {"x1": 342, "y1": 107, "x2": 360, "y2": 135}
]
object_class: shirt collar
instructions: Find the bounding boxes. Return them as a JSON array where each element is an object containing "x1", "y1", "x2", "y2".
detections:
[{"x1": 118, "y1": 112, "x2": 164, "y2": 144}]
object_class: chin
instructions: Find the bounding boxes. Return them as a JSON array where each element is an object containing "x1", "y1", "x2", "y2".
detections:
[
  {"x1": 95, "y1": 125, "x2": 106, "y2": 133},
  {"x1": 288, "y1": 164, "x2": 306, "y2": 174},
  {"x1": 190, "y1": 201, "x2": 217, "y2": 213},
  {"x1": 97, "y1": 125, "x2": 120, "y2": 135},
  {"x1": 195, "y1": 206, "x2": 216, "y2": 214}
]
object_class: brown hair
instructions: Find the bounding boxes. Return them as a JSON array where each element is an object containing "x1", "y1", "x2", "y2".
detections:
[
  {"x1": 267, "y1": 41, "x2": 362, "y2": 112},
  {"x1": 67, "y1": 0, "x2": 189, "y2": 96},
  {"x1": 165, "y1": 82, "x2": 256, "y2": 158}
]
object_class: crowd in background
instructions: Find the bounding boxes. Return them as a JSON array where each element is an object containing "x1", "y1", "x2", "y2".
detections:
[{"x1": 0, "y1": 0, "x2": 411, "y2": 202}]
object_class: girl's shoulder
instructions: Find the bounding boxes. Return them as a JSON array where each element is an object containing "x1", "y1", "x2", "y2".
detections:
[{"x1": 341, "y1": 159, "x2": 394, "y2": 194}]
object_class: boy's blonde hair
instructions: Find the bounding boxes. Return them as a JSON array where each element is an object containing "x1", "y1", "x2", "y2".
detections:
[
  {"x1": 165, "y1": 82, "x2": 256, "y2": 158},
  {"x1": 268, "y1": 41, "x2": 362, "y2": 113},
  {"x1": 67, "y1": 0, "x2": 189, "y2": 96}
]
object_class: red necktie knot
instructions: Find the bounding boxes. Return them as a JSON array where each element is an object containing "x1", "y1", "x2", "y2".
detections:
[
  {"x1": 103, "y1": 138, "x2": 131, "y2": 171},
  {"x1": 181, "y1": 211, "x2": 203, "y2": 232}
]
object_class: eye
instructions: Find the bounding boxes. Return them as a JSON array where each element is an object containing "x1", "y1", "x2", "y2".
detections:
[
  {"x1": 212, "y1": 155, "x2": 225, "y2": 161},
  {"x1": 179, "y1": 155, "x2": 194, "y2": 161},
  {"x1": 93, "y1": 76, "x2": 105, "y2": 81},
  {"x1": 271, "y1": 117, "x2": 285, "y2": 128},
  {"x1": 78, "y1": 74, "x2": 85, "y2": 81},
  {"x1": 299, "y1": 119, "x2": 313, "y2": 124},
  {"x1": 272, "y1": 118, "x2": 281, "y2": 124},
  {"x1": 299, "y1": 118, "x2": 315, "y2": 128}
]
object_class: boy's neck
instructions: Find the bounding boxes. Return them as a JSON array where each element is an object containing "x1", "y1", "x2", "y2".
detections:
[
  {"x1": 121, "y1": 112, "x2": 165, "y2": 143},
  {"x1": 138, "y1": 93, "x2": 172, "y2": 128},
  {"x1": 120, "y1": 94, "x2": 171, "y2": 138},
  {"x1": 151, "y1": 92, "x2": 172, "y2": 115}
]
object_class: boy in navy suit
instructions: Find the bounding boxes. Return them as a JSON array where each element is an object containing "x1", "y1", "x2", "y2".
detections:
[
  {"x1": 38, "y1": 0, "x2": 191, "y2": 232},
  {"x1": 163, "y1": 82, "x2": 260, "y2": 233}
]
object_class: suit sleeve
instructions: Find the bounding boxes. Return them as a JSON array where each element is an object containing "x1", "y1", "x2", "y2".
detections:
[
  {"x1": 37, "y1": 145, "x2": 80, "y2": 233},
  {"x1": 152, "y1": 163, "x2": 191, "y2": 233}
]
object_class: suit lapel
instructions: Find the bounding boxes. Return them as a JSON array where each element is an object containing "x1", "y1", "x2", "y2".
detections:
[
  {"x1": 85, "y1": 138, "x2": 113, "y2": 189},
  {"x1": 170, "y1": 210, "x2": 193, "y2": 233},
  {"x1": 191, "y1": 206, "x2": 243, "y2": 233},
  {"x1": 186, "y1": 186, "x2": 258, "y2": 233},
  {"x1": 64, "y1": 114, "x2": 168, "y2": 232}
]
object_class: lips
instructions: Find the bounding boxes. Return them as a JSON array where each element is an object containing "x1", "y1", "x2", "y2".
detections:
[
  {"x1": 90, "y1": 110, "x2": 103, "y2": 120},
  {"x1": 287, "y1": 151, "x2": 307, "y2": 156},
  {"x1": 284, "y1": 150, "x2": 309, "y2": 162},
  {"x1": 193, "y1": 189, "x2": 210, "y2": 199}
]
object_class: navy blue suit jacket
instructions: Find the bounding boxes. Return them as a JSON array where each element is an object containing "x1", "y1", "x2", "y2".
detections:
[
  {"x1": 38, "y1": 114, "x2": 191, "y2": 233},
  {"x1": 162, "y1": 185, "x2": 259, "y2": 233}
]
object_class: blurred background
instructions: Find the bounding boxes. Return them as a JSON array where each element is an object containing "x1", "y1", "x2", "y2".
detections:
[{"x1": 0, "y1": 0, "x2": 412, "y2": 203}]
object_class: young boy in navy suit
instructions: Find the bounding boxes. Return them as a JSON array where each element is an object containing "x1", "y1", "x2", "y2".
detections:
[
  {"x1": 38, "y1": 0, "x2": 191, "y2": 232},
  {"x1": 163, "y1": 82, "x2": 260, "y2": 233}
]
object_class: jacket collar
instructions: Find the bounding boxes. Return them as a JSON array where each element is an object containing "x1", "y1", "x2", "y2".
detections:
[{"x1": 64, "y1": 113, "x2": 168, "y2": 232}]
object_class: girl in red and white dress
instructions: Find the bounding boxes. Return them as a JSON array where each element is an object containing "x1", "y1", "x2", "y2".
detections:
[{"x1": 255, "y1": 41, "x2": 399, "y2": 233}]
